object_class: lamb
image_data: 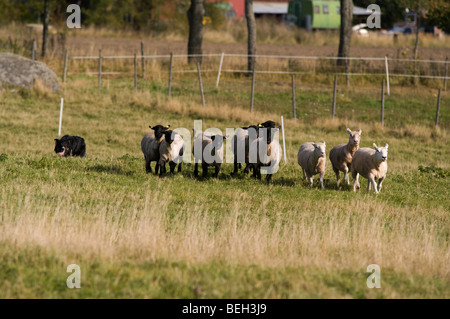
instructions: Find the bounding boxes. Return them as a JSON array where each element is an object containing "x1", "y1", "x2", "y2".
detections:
[
  {"x1": 249, "y1": 126, "x2": 282, "y2": 183},
  {"x1": 351, "y1": 143, "x2": 388, "y2": 194},
  {"x1": 192, "y1": 131, "x2": 227, "y2": 178},
  {"x1": 158, "y1": 130, "x2": 185, "y2": 175},
  {"x1": 329, "y1": 128, "x2": 362, "y2": 188},
  {"x1": 297, "y1": 141, "x2": 326, "y2": 189},
  {"x1": 230, "y1": 124, "x2": 259, "y2": 175},
  {"x1": 141, "y1": 124, "x2": 170, "y2": 174}
]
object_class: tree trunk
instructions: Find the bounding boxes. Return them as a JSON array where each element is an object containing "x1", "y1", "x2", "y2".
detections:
[
  {"x1": 245, "y1": 0, "x2": 256, "y2": 73},
  {"x1": 187, "y1": 0, "x2": 205, "y2": 64},
  {"x1": 41, "y1": 0, "x2": 50, "y2": 58},
  {"x1": 337, "y1": 0, "x2": 352, "y2": 66}
]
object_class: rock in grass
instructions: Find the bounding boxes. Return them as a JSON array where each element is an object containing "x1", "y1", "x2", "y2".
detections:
[{"x1": 0, "y1": 53, "x2": 59, "y2": 92}]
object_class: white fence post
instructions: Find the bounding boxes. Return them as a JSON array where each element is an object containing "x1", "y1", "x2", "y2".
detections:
[
  {"x1": 58, "y1": 98, "x2": 64, "y2": 137},
  {"x1": 385, "y1": 56, "x2": 390, "y2": 96},
  {"x1": 216, "y1": 52, "x2": 224, "y2": 88},
  {"x1": 281, "y1": 116, "x2": 287, "y2": 164}
]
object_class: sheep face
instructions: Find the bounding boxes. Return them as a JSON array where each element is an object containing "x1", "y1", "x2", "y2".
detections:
[
  {"x1": 258, "y1": 120, "x2": 277, "y2": 129},
  {"x1": 373, "y1": 143, "x2": 389, "y2": 162},
  {"x1": 150, "y1": 124, "x2": 170, "y2": 140},
  {"x1": 347, "y1": 128, "x2": 362, "y2": 147},
  {"x1": 163, "y1": 130, "x2": 177, "y2": 145},
  {"x1": 313, "y1": 142, "x2": 326, "y2": 158}
]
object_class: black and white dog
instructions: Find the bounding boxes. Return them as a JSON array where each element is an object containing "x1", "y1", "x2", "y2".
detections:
[{"x1": 54, "y1": 135, "x2": 86, "y2": 157}]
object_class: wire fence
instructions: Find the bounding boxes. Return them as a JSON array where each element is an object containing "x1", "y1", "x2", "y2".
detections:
[
  {"x1": 64, "y1": 51, "x2": 450, "y2": 84},
  {"x1": 61, "y1": 50, "x2": 446, "y2": 127}
]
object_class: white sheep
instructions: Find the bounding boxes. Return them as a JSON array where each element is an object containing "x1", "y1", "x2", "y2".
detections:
[
  {"x1": 158, "y1": 130, "x2": 185, "y2": 175},
  {"x1": 297, "y1": 141, "x2": 326, "y2": 189},
  {"x1": 329, "y1": 128, "x2": 362, "y2": 188},
  {"x1": 249, "y1": 127, "x2": 282, "y2": 183},
  {"x1": 351, "y1": 143, "x2": 389, "y2": 194},
  {"x1": 141, "y1": 124, "x2": 170, "y2": 174},
  {"x1": 192, "y1": 130, "x2": 226, "y2": 178}
]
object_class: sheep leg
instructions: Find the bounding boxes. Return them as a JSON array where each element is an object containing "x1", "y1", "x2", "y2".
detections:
[
  {"x1": 169, "y1": 162, "x2": 176, "y2": 174},
  {"x1": 231, "y1": 157, "x2": 238, "y2": 176},
  {"x1": 319, "y1": 172, "x2": 324, "y2": 190},
  {"x1": 368, "y1": 176, "x2": 379, "y2": 193},
  {"x1": 202, "y1": 163, "x2": 209, "y2": 178},
  {"x1": 302, "y1": 169, "x2": 307, "y2": 181},
  {"x1": 308, "y1": 174, "x2": 314, "y2": 188},
  {"x1": 243, "y1": 163, "x2": 251, "y2": 174},
  {"x1": 194, "y1": 162, "x2": 199, "y2": 177},
  {"x1": 352, "y1": 173, "x2": 360, "y2": 192},
  {"x1": 145, "y1": 158, "x2": 151, "y2": 173},
  {"x1": 177, "y1": 162, "x2": 182, "y2": 173},
  {"x1": 377, "y1": 176, "x2": 385, "y2": 193},
  {"x1": 159, "y1": 162, "x2": 165, "y2": 176},
  {"x1": 343, "y1": 166, "x2": 350, "y2": 185},
  {"x1": 333, "y1": 166, "x2": 340, "y2": 188},
  {"x1": 266, "y1": 173, "x2": 273, "y2": 183},
  {"x1": 155, "y1": 162, "x2": 160, "y2": 175},
  {"x1": 213, "y1": 165, "x2": 220, "y2": 179}
]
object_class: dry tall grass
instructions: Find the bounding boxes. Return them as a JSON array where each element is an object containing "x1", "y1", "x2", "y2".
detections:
[{"x1": 1, "y1": 184, "x2": 448, "y2": 279}]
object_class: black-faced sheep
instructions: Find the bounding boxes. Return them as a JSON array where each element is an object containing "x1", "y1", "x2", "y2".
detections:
[
  {"x1": 351, "y1": 143, "x2": 389, "y2": 194},
  {"x1": 297, "y1": 141, "x2": 326, "y2": 189},
  {"x1": 141, "y1": 124, "x2": 170, "y2": 174},
  {"x1": 249, "y1": 126, "x2": 282, "y2": 183},
  {"x1": 230, "y1": 125, "x2": 259, "y2": 176},
  {"x1": 193, "y1": 131, "x2": 227, "y2": 178},
  {"x1": 158, "y1": 130, "x2": 185, "y2": 175},
  {"x1": 329, "y1": 128, "x2": 362, "y2": 188}
]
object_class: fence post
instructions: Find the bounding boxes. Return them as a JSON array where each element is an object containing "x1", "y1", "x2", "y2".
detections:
[
  {"x1": 134, "y1": 53, "x2": 138, "y2": 92},
  {"x1": 250, "y1": 64, "x2": 255, "y2": 112},
  {"x1": 385, "y1": 56, "x2": 390, "y2": 96},
  {"x1": 444, "y1": 56, "x2": 448, "y2": 91},
  {"x1": 31, "y1": 39, "x2": 36, "y2": 60},
  {"x1": 168, "y1": 52, "x2": 173, "y2": 97},
  {"x1": 381, "y1": 79, "x2": 385, "y2": 126},
  {"x1": 98, "y1": 49, "x2": 102, "y2": 88},
  {"x1": 196, "y1": 62, "x2": 205, "y2": 107},
  {"x1": 216, "y1": 52, "x2": 224, "y2": 88},
  {"x1": 281, "y1": 115, "x2": 287, "y2": 164},
  {"x1": 435, "y1": 89, "x2": 441, "y2": 126},
  {"x1": 62, "y1": 49, "x2": 68, "y2": 83},
  {"x1": 345, "y1": 58, "x2": 350, "y2": 87},
  {"x1": 292, "y1": 74, "x2": 297, "y2": 119},
  {"x1": 331, "y1": 75, "x2": 337, "y2": 118},
  {"x1": 141, "y1": 41, "x2": 145, "y2": 79}
]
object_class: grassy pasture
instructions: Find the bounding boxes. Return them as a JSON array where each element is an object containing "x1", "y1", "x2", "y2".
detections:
[{"x1": 0, "y1": 72, "x2": 449, "y2": 298}]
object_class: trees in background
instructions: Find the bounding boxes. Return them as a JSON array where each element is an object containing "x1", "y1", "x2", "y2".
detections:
[
  {"x1": 337, "y1": 0, "x2": 352, "y2": 66},
  {"x1": 187, "y1": 0, "x2": 204, "y2": 64},
  {"x1": 245, "y1": 0, "x2": 256, "y2": 72}
]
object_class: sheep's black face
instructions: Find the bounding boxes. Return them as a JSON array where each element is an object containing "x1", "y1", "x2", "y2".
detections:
[
  {"x1": 54, "y1": 138, "x2": 70, "y2": 156},
  {"x1": 258, "y1": 120, "x2": 277, "y2": 129},
  {"x1": 210, "y1": 135, "x2": 226, "y2": 148},
  {"x1": 164, "y1": 130, "x2": 175, "y2": 145},
  {"x1": 150, "y1": 124, "x2": 170, "y2": 139}
]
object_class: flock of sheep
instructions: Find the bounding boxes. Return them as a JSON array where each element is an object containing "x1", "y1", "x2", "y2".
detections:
[{"x1": 141, "y1": 120, "x2": 389, "y2": 193}]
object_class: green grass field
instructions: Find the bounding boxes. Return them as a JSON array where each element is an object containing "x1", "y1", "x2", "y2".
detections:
[{"x1": 0, "y1": 73, "x2": 449, "y2": 298}]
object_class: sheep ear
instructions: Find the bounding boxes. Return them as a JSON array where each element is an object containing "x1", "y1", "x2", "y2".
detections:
[
  {"x1": 373, "y1": 143, "x2": 379, "y2": 151},
  {"x1": 54, "y1": 139, "x2": 59, "y2": 142},
  {"x1": 323, "y1": 141, "x2": 326, "y2": 145},
  {"x1": 385, "y1": 144, "x2": 389, "y2": 149},
  {"x1": 358, "y1": 129, "x2": 362, "y2": 135},
  {"x1": 223, "y1": 135, "x2": 228, "y2": 139},
  {"x1": 347, "y1": 128, "x2": 352, "y2": 134},
  {"x1": 164, "y1": 125, "x2": 170, "y2": 130},
  {"x1": 257, "y1": 123, "x2": 263, "y2": 128}
]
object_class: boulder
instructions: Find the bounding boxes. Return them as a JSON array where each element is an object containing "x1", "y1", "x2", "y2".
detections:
[{"x1": 0, "y1": 53, "x2": 59, "y2": 92}]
